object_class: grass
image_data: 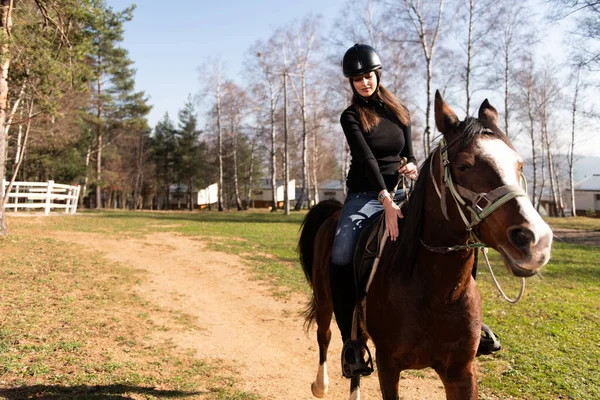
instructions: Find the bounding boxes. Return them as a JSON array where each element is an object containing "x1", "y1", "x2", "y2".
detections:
[
  {"x1": 2, "y1": 210, "x2": 599, "y2": 399},
  {"x1": 0, "y1": 215, "x2": 260, "y2": 400}
]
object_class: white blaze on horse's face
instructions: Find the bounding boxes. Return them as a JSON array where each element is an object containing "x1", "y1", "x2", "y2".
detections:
[{"x1": 478, "y1": 137, "x2": 553, "y2": 274}]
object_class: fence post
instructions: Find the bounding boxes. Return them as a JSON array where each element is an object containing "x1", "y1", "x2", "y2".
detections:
[
  {"x1": 71, "y1": 185, "x2": 80, "y2": 214},
  {"x1": 13, "y1": 184, "x2": 19, "y2": 211},
  {"x1": 65, "y1": 186, "x2": 72, "y2": 214},
  {"x1": 45, "y1": 180, "x2": 54, "y2": 216}
]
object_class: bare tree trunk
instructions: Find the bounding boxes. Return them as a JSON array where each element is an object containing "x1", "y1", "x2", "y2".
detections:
[
  {"x1": 95, "y1": 49, "x2": 103, "y2": 209},
  {"x1": 405, "y1": 0, "x2": 444, "y2": 155},
  {"x1": 80, "y1": 145, "x2": 91, "y2": 208},
  {"x1": 568, "y1": 68, "x2": 580, "y2": 216},
  {"x1": 294, "y1": 74, "x2": 308, "y2": 211},
  {"x1": 11, "y1": 103, "x2": 23, "y2": 176},
  {"x1": 311, "y1": 121, "x2": 319, "y2": 206},
  {"x1": 504, "y1": 45, "x2": 510, "y2": 138},
  {"x1": 536, "y1": 143, "x2": 546, "y2": 214},
  {"x1": 269, "y1": 80, "x2": 277, "y2": 211},
  {"x1": 0, "y1": 0, "x2": 14, "y2": 235},
  {"x1": 232, "y1": 118, "x2": 243, "y2": 211},
  {"x1": 245, "y1": 138, "x2": 256, "y2": 210},
  {"x1": 216, "y1": 69, "x2": 224, "y2": 211},
  {"x1": 4, "y1": 97, "x2": 32, "y2": 215},
  {"x1": 553, "y1": 160, "x2": 565, "y2": 217},
  {"x1": 465, "y1": 0, "x2": 474, "y2": 115},
  {"x1": 283, "y1": 72, "x2": 290, "y2": 215},
  {"x1": 133, "y1": 132, "x2": 145, "y2": 209},
  {"x1": 523, "y1": 65, "x2": 538, "y2": 208}
]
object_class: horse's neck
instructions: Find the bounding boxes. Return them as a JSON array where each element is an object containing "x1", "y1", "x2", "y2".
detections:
[{"x1": 416, "y1": 169, "x2": 476, "y2": 302}]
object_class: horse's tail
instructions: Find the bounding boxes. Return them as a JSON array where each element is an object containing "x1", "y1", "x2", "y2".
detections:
[
  {"x1": 298, "y1": 198, "x2": 343, "y2": 331},
  {"x1": 297, "y1": 198, "x2": 343, "y2": 285}
]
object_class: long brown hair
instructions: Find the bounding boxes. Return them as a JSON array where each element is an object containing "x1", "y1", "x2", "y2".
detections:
[{"x1": 351, "y1": 69, "x2": 410, "y2": 132}]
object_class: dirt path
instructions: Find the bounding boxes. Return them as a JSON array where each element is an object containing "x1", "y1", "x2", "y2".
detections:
[{"x1": 50, "y1": 231, "x2": 446, "y2": 400}]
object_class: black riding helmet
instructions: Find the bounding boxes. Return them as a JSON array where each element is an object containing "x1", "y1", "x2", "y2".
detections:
[{"x1": 342, "y1": 43, "x2": 382, "y2": 78}]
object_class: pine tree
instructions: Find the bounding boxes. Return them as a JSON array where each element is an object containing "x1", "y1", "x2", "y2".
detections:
[
  {"x1": 175, "y1": 97, "x2": 205, "y2": 210},
  {"x1": 151, "y1": 113, "x2": 177, "y2": 210},
  {"x1": 86, "y1": 0, "x2": 136, "y2": 208}
]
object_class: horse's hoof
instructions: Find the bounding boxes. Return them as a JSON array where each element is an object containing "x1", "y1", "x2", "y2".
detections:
[{"x1": 311, "y1": 381, "x2": 328, "y2": 398}]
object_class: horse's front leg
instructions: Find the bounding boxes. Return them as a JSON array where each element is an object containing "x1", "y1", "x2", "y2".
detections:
[
  {"x1": 375, "y1": 349, "x2": 401, "y2": 400},
  {"x1": 437, "y1": 362, "x2": 478, "y2": 400}
]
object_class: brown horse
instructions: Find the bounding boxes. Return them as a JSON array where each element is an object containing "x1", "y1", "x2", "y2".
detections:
[{"x1": 297, "y1": 92, "x2": 553, "y2": 399}]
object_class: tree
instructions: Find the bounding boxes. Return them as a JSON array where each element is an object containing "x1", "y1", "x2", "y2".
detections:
[
  {"x1": 451, "y1": 0, "x2": 497, "y2": 115},
  {"x1": 86, "y1": 1, "x2": 136, "y2": 209},
  {"x1": 152, "y1": 113, "x2": 177, "y2": 209},
  {"x1": 253, "y1": 40, "x2": 282, "y2": 212},
  {"x1": 1, "y1": 0, "x2": 94, "y2": 235},
  {"x1": 492, "y1": 0, "x2": 536, "y2": 140},
  {"x1": 549, "y1": 0, "x2": 600, "y2": 69},
  {"x1": 535, "y1": 61, "x2": 562, "y2": 216},
  {"x1": 221, "y1": 82, "x2": 249, "y2": 210},
  {"x1": 391, "y1": 0, "x2": 446, "y2": 154},
  {"x1": 175, "y1": 96, "x2": 204, "y2": 211},
  {"x1": 288, "y1": 15, "x2": 321, "y2": 211},
  {"x1": 514, "y1": 55, "x2": 540, "y2": 209}
]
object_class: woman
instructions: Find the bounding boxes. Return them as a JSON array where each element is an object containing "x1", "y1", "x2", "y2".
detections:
[
  {"x1": 332, "y1": 44, "x2": 501, "y2": 379},
  {"x1": 331, "y1": 43, "x2": 418, "y2": 378}
]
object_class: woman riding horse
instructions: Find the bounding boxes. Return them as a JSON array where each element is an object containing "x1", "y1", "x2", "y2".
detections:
[{"x1": 298, "y1": 91, "x2": 553, "y2": 399}]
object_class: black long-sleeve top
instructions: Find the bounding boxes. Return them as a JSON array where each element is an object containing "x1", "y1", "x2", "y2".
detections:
[{"x1": 341, "y1": 102, "x2": 416, "y2": 193}]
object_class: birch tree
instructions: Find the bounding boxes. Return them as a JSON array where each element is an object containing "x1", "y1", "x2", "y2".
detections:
[
  {"x1": 287, "y1": 15, "x2": 321, "y2": 210},
  {"x1": 492, "y1": 0, "x2": 536, "y2": 140},
  {"x1": 391, "y1": 0, "x2": 446, "y2": 154}
]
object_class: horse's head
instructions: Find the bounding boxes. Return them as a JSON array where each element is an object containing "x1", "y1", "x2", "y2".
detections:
[{"x1": 434, "y1": 90, "x2": 552, "y2": 277}]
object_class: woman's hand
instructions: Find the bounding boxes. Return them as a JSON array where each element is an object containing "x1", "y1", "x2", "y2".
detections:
[
  {"x1": 398, "y1": 162, "x2": 418, "y2": 180},
  {"x1": 382, "y1": 196, "x2": 403, "y2": 241}
]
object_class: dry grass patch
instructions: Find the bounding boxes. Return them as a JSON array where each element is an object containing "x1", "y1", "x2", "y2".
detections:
[{"x1": 0, "y1": 233, "x2": 257, "y2": 399}]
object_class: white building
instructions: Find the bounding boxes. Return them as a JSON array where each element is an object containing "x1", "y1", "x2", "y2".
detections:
[
  {"x1": 572, "y1": 174, "x2": 600, "y2": 217},
  {"x1": 248, "y1": 179, "x2": 296, "y2": 209},
  {"x1": 198, "y1": 183, "x2": 218, "y2": 208}
]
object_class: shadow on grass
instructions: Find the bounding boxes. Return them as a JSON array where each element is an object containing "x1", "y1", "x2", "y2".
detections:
[{"x1": 0, "y1": 384, "x2": 206, "y2": 399}]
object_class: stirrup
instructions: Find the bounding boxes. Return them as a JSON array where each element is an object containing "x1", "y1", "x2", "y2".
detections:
[
  {"x1": 341, "y1": 339, "x2": 374, "y2": 378},
  {"x1": 477, "y1": 323, "x2": 501, "y2": 356}
]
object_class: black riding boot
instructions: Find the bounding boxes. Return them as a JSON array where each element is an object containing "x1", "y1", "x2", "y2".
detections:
[
  {"x1": 472, "y1": 255, "x2": 502, "y2": 355},
  {"x1": 330, "y1": 262, "x2": 373, "y2": 377}
]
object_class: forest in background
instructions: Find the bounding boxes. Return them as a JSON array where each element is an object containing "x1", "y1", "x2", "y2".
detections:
[{"x1": 1, "y1": 0, "x2": 599, "y2": 235}]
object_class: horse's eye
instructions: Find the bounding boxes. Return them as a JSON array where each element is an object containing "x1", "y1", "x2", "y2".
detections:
[{"x1": 457, "y1": 164, "x2": 471, "y2": 172}]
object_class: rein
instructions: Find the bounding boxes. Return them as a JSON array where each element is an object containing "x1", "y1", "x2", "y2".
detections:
[{"x1": 425, "y1": 137, "x2": 528, "y2": 303}]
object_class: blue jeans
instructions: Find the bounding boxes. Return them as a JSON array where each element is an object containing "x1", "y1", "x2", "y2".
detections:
[{"x1": 331, "y1": 190, "x2": 405, "y2": 266}]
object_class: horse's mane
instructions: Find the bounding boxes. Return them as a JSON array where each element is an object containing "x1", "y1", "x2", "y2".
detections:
[{"x1": 385, "y1": 117, "x2": 505, "y2": 281}]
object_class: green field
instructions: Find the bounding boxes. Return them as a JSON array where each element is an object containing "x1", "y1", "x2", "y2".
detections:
[{"x1": 1, "y1": 210, "x2": 599, "y2": 399}]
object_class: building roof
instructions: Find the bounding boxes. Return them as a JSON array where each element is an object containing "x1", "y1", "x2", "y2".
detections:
[{"x1": 574, "y1": 174, "x2": 600, "y2": 191}]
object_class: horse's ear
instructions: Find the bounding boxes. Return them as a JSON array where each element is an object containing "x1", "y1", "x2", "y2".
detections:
[
  {"x1": 478, "y1": 99, "x2": 499, "y2": 127},
  {"x1": 435, "y1": 90, "x2": 459, "y2": 133}
]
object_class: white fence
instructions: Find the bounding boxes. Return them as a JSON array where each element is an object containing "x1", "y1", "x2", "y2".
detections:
[{"x1": 2, "y1": 180, "x2": 81, "y2": 215}]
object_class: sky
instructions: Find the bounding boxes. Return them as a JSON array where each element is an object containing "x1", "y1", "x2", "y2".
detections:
[
  {"x1": 107, "y1": 0, "x2": 600, "y2": 160},
  {"x1": 107, "y1": 0, "x2": 348, "y2": 127}
]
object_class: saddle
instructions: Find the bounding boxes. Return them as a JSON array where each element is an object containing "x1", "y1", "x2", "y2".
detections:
[{"x1": 353, "y1": 206, "x2": 403, "y2": 298}]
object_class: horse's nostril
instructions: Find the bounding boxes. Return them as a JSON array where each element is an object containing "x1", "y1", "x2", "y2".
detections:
[{"x1": 508, "y1": 227, "x2": 535, "y2": 250}]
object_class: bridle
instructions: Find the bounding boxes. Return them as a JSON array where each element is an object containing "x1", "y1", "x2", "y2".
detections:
[{"x1": 423, "y1": 135, "x2": 529, "y2": 303}]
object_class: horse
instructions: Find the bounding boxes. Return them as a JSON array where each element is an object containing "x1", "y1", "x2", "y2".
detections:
[{"x1": 297, "y1": 91, "x2": 553, "y2": 400}]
